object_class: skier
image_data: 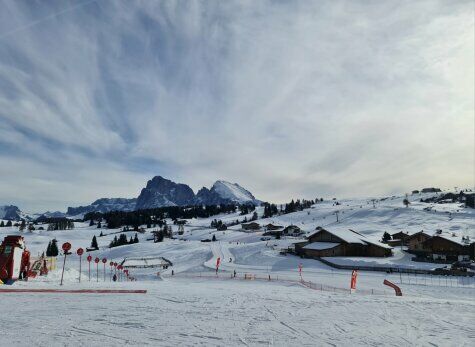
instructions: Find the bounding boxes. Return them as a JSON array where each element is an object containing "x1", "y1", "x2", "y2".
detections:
[
  {"x1": 233, "y1": 269, "x2": 236, "y2": 278},
  {"x1": 112, "y1": 273, "x2": 117, "y2": 282},
  {"x1": 229, "y1": 257, "x2": 232, "y2": 263}
]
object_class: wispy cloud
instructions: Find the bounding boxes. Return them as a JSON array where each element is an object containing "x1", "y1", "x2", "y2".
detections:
[{"x1": 0, "y1": 0, "x2": 473, "y2": 212}]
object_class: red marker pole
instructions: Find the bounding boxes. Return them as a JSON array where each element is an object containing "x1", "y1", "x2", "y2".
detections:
[
  {"x1": 76, "y1": 248, "x2": 84, "y2": 283},
  {"x1": 87, "y1": 255, "x2": 92, "y2": 281},
  {"x1": 95, "y1": 258, "x2": 100, "y2": 282},
  {"x1": 60, "y1": 242, "x2": 72, "y2": 286},
  {"x1": 102, "y1": 258, "x2": 107, "y2": 282}
]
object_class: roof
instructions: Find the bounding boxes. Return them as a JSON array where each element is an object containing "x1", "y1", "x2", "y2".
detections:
[
  {"x1": 303, "y1": 242, "x2": 340, "y2": 250},
  {"x1": 308, "y1": 227, "x2": 366, "y2": 244},
  {"x1": 406, "y1": 231, "x2": 432, "y2": 240},
  {"x1": 363, "y1": 239, "x2": 393, "y2": 250},
  {"x1": 242, "y1": 222, "x2": 260, "y2": 228},
  {"x1": 284, "y1": 225, "x2": 301, "y2": 230},
  {"x1": 431, "y1": 232, "x2": 472, "y2": 246},
  {"x1": 307, "y1": 227, "x2": 393, "y2": 249}
]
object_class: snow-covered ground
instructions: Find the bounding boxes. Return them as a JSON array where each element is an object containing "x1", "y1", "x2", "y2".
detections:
[
  {"x1": 2, "y1": 276, "x2": 474, "y2": 346},
  {"x1": 1, "y1": 192, "x2": 474, "y2": 345}
]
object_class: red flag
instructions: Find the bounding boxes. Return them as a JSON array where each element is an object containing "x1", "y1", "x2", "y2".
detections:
[
  {"x1": 350, "y1": 270, "x2": 358, "y2": 290},
  {"x1": 216, "y1": 257, "x2": 221, "y2": 268}
]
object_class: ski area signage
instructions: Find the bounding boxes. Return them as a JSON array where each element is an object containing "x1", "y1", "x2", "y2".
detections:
[
  {"x1": 62, "y1": 242, "x2": 71, "y2": 253},
  {"x1": 350, "y1": 270, "x2": 358, "y2": 291}
]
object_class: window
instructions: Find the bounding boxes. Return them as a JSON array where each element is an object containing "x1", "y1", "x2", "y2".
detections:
[{"x1": 2, "y1": 245, "x2": 12, "y2": 254}]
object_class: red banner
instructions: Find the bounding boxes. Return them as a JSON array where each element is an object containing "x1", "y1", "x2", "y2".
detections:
[
  {"x1": 216, "y1": 257, "x2": 221, "y2": 268},
  {"x1": 350, "y1": 270, "x2": 358, "y2": 290}
]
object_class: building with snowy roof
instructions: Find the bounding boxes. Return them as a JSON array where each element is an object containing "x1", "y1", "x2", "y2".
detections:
[
  {"x1": 422, "y1": 232, "x2": 474, "y2": 262},
  {"x1": 295, "y1": 227, "x2": 392, "y2": 258}
]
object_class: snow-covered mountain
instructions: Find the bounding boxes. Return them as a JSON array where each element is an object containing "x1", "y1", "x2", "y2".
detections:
[
  {"x1": 195, "y1": 180, "x2": 260, "y2": 206},
  {"x1": 135, "y1": 176, "x2": 261, "y2": 209},
  {"x1": 37, "y1": 176, "x2": 261, "y2": 216},
  {"x1": 66, "y1": 198, "x2": 137, "y2": 216},
  {"x1": 135, "y1": 176, "x2": 195, "y2": 210},
  {"x1": 0, "y1": 205, "x2": 22, "y2": 220}
]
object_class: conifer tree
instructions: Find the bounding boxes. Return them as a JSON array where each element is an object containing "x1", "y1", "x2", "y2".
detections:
[
  {"x1": 50, "y1": 239, "x2": 59, "y2": 256},
  {"x1": 91, "y1": 235, "x2": 99, "y2": 250}
]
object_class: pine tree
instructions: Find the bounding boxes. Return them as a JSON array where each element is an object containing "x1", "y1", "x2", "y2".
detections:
[
  {"x1": 91, "y1": 235, "x2": 99, "y2": 250},
  {"x1": 50, "y1": 239, "x2": 59, "y2": 256},
  {"x1": 134, "y1": 233, "x2": 139, "y2": 243},
  {"x1": 129, "y1": 236, "x2": 134, "y2": 244},
  {"x1": 46, "y1": 241, "x2": 52, "y2": 257},
  {"x1": 97, "y1": 221, "x2": 102, "y2": 228},
  {"x1": 0, "y1": 221, "x2": 4, "y2": 227},
  {"x1": 6, "y1": 220, "x2": 12, "y2": 227},
  {"x1": 382, "y1": 232, "x2": 391, "y2": 243},
  {"x1": 89, "y1": 219, "x2": 95, "y2": 227},
  {"x1": 212, "y1": 234, "x2": 217, "y2": 242}
]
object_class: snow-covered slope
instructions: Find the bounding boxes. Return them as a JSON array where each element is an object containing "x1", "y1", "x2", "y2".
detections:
[{"x1": 1, "y1": 190, "x2": 474, "y2": 345}]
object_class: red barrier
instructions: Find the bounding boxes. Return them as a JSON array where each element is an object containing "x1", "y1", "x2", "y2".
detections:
[
  {"x1": 0, "y1": 289, "x2": 147, "y2": 294},
  {"x1": 383, "y1": 279, "x2": 402, "y2": 296}
]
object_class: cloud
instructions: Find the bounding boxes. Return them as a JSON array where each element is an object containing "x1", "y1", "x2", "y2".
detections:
[{"x1": 0, "y1": 0, "x2": 473, "y2": 212}]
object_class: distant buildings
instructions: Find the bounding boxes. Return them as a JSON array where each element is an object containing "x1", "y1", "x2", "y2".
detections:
[
  {"x1": 406, "y1": 230, "x2": 474, "y2": 262},
  {"x1": 282, "y1": 225, "x2": 304, "y2": 237},
  {"x1": 421, "y1": 187, "x2": 441, "y2": 193},
  {"x1": 241, "y1": 222, "x2": 261, "y2": 232}
]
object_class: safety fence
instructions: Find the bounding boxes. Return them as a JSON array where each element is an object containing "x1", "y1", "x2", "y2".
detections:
[
  {"x1": 398, "y1": 272, "x2": 475, "y2": 288},
  {"x1": 166, "y1": 271, "x2": 391, "y2": 296}
]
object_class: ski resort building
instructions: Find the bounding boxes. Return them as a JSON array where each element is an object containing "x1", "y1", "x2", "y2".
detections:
[
  {"x1": 264, "y1": 223, "x2": 283, "y2": 231},
  {"x1": 295, "y1": 227, "x2": 392, "y2": 258},
  {"x1": 406, "y1": 231, "x2": 432, "y2": 253},
  {"x1": 282, "y1": 225, "x2": 304, "y2": 237},
  {"x1": 405, "y1": 230, "x2": 474, "y2": 263},
  {"x1": 388, "y1": 231, "x2": 410, "y2": 246},
  {"x1": 424, "y1": 234, "x2": 473, "y2": 262},
  {"x1": 241, "y1": 222, "x2": 261, "y2": 232}
]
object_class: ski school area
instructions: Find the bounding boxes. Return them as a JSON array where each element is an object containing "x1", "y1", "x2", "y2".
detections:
[{"x1": 1, "y1": 231, "x2": 474, "y2": 345}]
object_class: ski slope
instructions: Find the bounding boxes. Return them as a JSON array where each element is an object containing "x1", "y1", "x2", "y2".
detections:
[{"x1": 1, "y1": 191, "x2": 474, "y2": 345}]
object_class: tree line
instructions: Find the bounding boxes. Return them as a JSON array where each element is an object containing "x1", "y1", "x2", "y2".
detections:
[{"x1": 84, "y1": 204, "x2": 239, "y2": 229}]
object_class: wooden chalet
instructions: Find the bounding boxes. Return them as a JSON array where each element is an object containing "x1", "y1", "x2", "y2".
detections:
[
  {"x1": 264, "y1": 223, "x2": 284, "y2": 231},
  {"x1": 241, "y1": 222, "x2": 261, "y2": 232},
  {"x1": 388, "y1": 231, "x2": 410, "y2": 246},
  {"x1": 406, "y1": 231, "x2": 432, "y2": 254},
  {"x1": 423, "y1": 233, "x2": 474, "y2": 262},
  {"x1": 282, "y1": 225, "x2": 304, "y2": 237},
  {"x1": 295, "y1": 227, "x2": 392, "y2": 258}
]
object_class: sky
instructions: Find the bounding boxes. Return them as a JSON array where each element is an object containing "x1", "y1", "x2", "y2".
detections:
[{"x1": 0, "y1": 0, "x2": 473, "y2": 213}]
